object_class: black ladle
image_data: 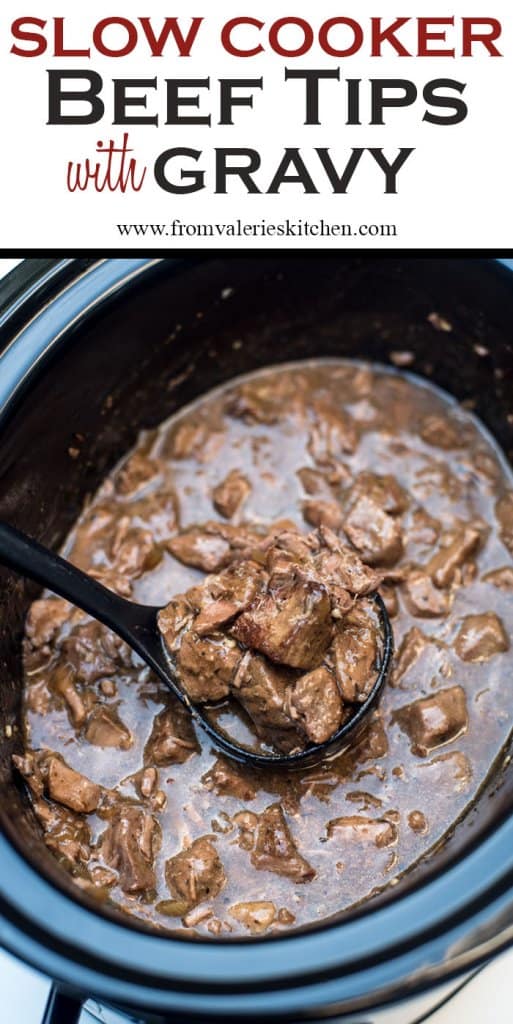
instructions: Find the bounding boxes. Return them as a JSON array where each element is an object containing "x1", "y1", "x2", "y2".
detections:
[{"x1": 0, "y1": 520, "x2": 393, "y2": 769}]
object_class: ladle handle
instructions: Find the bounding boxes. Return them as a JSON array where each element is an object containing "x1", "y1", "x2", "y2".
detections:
[{"x1": 0, "y1": 519, "x2": 136, "y2": 638}]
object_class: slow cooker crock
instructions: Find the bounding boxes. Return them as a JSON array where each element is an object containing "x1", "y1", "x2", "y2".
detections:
[{"x1": 1, "y1": 256, "x2": 513, "y2": 1024}]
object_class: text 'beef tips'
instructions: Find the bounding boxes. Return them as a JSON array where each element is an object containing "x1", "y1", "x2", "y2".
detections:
[{"x1": 158, "y1": 526, "x2": 384, "y2": 750}]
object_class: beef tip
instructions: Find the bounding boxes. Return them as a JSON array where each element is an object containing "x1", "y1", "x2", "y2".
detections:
[
  {"x1": 232, "y1": 574, "x2": 332, "y2": 670},
  {"x1": 50, "y1": 662, "x2": 88, "y2": 727},
  {"x1": 308, "y1": 403, "x2": 358, "y2": 464},
  {"x1": 327, "y1": 815, "x2": 398, "y2": 848},
  {"x1": 394, "y1": 686, "x2": 468, "y2": 757},
  {"x1": 420, "y1": 414, "x2": 462, "y2": 449},
  {"x1": 226, "y1": 375, "x2": 300, "y2": 425},
  {"x1": 378, "y1": 582, "x2": 399, "y2": 618},
  {"x1": 402, "y1": 571, "x2": 452, "y2": 618},
  {"x1": 100, "y1": 805, "x2": 161, "y2": 894},
  {"x1": 229, "y1": 901, "x2": 276, "y2": 934},
  {"x1": 168, "y1": 522, "x2": 259, "y2": 573},
  {"x1": 454, "y1": 612, "x2": 509, "y2": 662},
  {"x1": 33, "y1": 798, "x2": 92, "y2": 865},
  {"x1": 25, "y1": 598, "x2": 70, "y2": 648},
  {"x1": 191, "y1": 561, "x2": 266, "y2": 636},
  {"x1": 109, "y1": 519, "x2": 158, "y2": 578},
  {"x1": 297, "y1": 467, "x2": 333, "y2": 496},
  {"x1": 231, "y1": 653, "x2": 297, "y2": 732},
  {"x1": 213, "y1": 469, "x2": 251, "y2": 518},
  {"x1": 85, "y1": 707, "x2": 133, "y2": 749},
  {"x1": 169, "y1": 420, "x2": 224, "y2": 462},
  {"x1": 303, "y1": 500, "x2": 342, "y2": 532},
  {"x1": 392, "y1": 627, "x2": 430, "y2": 684},
  {"x1": 165, "y1": 837, "x2": 225, "y2": 906},
  {"x1": 114, "y1": 452, "x2": 160, "y2": 497},
  {"x1": 495, "y1": 492, "x2": 513, "y2": 555},
  {"x1": 315, "y1": 527, "x2": 383, "y2": 595},
  {"x1": 426, "y1": 526, "x2": 481, "y2": 588},
  {"x1": 348, "y1": 472, "x2": 408, "y2": 516},
  {"x1": 286, "y1": 666, "x2": 344, "y2": 744},
  {"x1": 157, "y1": 596, "x2": 196, "y2": 653},
  {"x1": 202, "y1": 757, "x2": 256, "y2": 801},
  {"x1": 61, "y1": 621, "x2": 119, "y2": 685},
  {"x1": 12, "y1": 751, "x2": 46, "y2": 799},
  {"x1": 47, "y1": 755, "x2": 101, "y2": 813},
  {"x1": 352, "y1": 713, "x2": 388, "y2": 763},
  {"x1": 331, "y1": 607, "x2": 378, "y2": 703},
  {"x1": 177, "y1": 631, "x2": 241, "y2": 702},
  {"x1": 482, "y1": 567, "x2": 513, "y2": 590},
  {"x1": 144, "y1": 700, "x2": 198, "y2": 765},
  {"x1": 250, "y1": 803, "x2": 315, "y2": 882},
  {"x1": 343, "y1": 495, "x2": 403, "y2": 566}
]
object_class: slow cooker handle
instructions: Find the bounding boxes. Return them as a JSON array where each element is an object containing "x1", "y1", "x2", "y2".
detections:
[{"x1": 42, "y1": 986, "x2": 83, "y2": 1024}]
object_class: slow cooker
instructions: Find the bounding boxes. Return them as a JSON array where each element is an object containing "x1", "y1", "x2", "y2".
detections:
[{"x1": 1, "y1": 256, "x2": 513, "y2": 1024}]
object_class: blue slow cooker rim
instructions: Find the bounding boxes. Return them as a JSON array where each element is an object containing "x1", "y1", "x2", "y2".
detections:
[{"x1": 1, "y1": 257, "x2": 513, "y2": 1018}]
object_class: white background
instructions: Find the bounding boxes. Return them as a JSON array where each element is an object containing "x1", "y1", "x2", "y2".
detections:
[{"x1": 0, "y1": 0, "x2": 512, "y2": 249}]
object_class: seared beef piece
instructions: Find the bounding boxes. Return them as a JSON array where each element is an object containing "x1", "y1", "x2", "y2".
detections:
[
  {"x1": 213, "y1": 469, "x2": 251, "y2": 518},
  {"x1": 297, "y1": 466, "x2": 333, "y2": 496},
  {"x1": 109, "y1": 519, "x2": 158, "y2": 578},
  {"x1": 25, "y1": 598, "x2": 70, "y2": 648},
  {"x1": 408, "y1": 508, "x2": 442, "y2": 547},
  {"x1": 426, "y1": 526, "x2": 481, "y2": 588},
  {"x1": 50, "y1": 663, "x2": 88, "y2": 727},
  {"x1": 202, "y1": 757, "x2": 257, "y2": 801},
  {"x1": 231, "y1": 653, "x2": 297, "y2": 732},
  {"x1": 331, "y1": 606, "x2": 378, "y2": 703},
  {"x1": 303, "y1": 499, "x2": 342, "y2": 531},
  {"x1": 315, "y1": 527, "x2": 383, "y2": 596},
  {"x1": 378, "y1": 583, "x2": 399, "y2": 618},
  {"x1": 114, "y1": 453, "x2": 160, "y2": 497},
  {"x1": 61, "y1": 621, "x2": 120, "y2": 685},
  {"x1": 308, "y1": 402, "x2": 358, "y2": 463},
  {"x1": 394, "y1": 686, "x2": 468, "y2": 757},
  {"x1": 392, "y1": 627, "x2": 430, "y2": 684},
  {"x1": 250, "y1": 803, "x2": 315, "y2": 882},
  {"x1": 85, "y1": 707, "x2": 133, "y2": 750},
  {"x1": 47, "y1": 755, "x2": 101, "y2": 813},
  {"x1": 191, "y1": 561, "x2": 266, "y2": 636},
  {"x1": 454, "y1": 613, "x2": 509, "y2": 662},
  {"x1": 157, "y1": 596, "x2": 196, "y2": 653},
  {"x1": 177, "y1": 631, "x2": 241, "y2": 702},
  {"x1": 12, "y1": 751, "x2": 46, "y2": 799},
  {"x1": 100, "y1": 805, "x2": 161, "y2": 894},
  {"x1": 144, "y1": 701, "x2": 198, "y2": 765},
  {"x1": 420, "y1": 414, "x2": 462, "y2": 449},
  {"x1": 327, "y1": 815, "x2": 398, "y2": 848},
  {"x1": 169, "y1": 421, "x2": 207, "y2": 458},
  {"x1": 134, "y1": 766, "x2": 159, "y2": 799},
  {"x1": 348, "y1": 472, "x2": 408, "y2": 516},
  {"x1": 496, "y1": 492, "x2": 513, "y2": 555},
  {"x1": 226, "y1": 374, "x2": 301, "y2": 425},
  {"x1": 286, "y1": 667, "x2": 344, "y2": 744},
  {"x1": 344, "y1": 495, "x2": 403, "y2": 566},
  {"x1": 232, "y1": 574, "x2": 332, "y2": 670},
  {"x1": 168, "y1": 522, "x2": 259, "y2": 573},
  {"x1": 229, "y1": 901, "x2": 276, "y2": 934},
  {"x1": 165, "y1": 837, "x2": 226, "y2": 906},
  {"x1": 402, "y1": 571, "x2": 452, "y2": 618},
  {"x1": 482, "y1": 567, "x2": 513, "y2": 590},
  {"x1": 34, "y1": 798, "x2": 92, "y2": 865}
]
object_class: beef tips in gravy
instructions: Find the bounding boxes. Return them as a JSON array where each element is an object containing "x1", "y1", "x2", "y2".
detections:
[{"x1": 16, "y1": 360, "x2": 513, "y2": 937}]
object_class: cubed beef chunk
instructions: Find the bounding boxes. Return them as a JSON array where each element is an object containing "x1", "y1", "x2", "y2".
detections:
[
  {"x1": 402, "y1": 571, "x2": 452, "y2": 617},
  {"x1": 157, "y1": 596, "x2": 196, "y2": 653},
  {"x1": 61, "y1": 621, "x2": 121, "y2": 685},
  {"x1": 454, "y1": 613, "x2": 509, "y2": 662},
  {"x1": 232, "y1": 574, "x2": 332, "y2": 670},
  {"x1": 297, "y1": 466, "x2": 333, "y2": 496},
  {"x1": 202, "y1": 757, "x2": 257, "y2": 801},
  {"x1": 12, "y1": 751, "x2": 45, "y2": 799},
  {"x1": 47, "y1": 755, "x2": 101, "y2": 813},
  {"x1": 496, "y1": 492, "x2": 513, "y2": 555},
  {"x1": 191, "y1": 561, "x2": 266, "y2": 636},
  {"x1": 348, "y1": 472, "x2": 408, "y2": 516},
  {"x1": 331, "y1": 608, "x2": 378, "y2": 703},
  {"x1": 315, "y1": 526, "x2": 383, "y2": 595},
  {"x1": 165, "y1": 837, "x2": 225, "y2": 906},
  {"x1": 229, "y1": 901, "x2": 277, "y2": 933},
  {"x1": 308, "y1": 403, "x2": 358, "y2": 463},
  {"x1": 177, "y1": 631, "x2": 241, "y2": 702},
  {"x1": 250, "y1": 803, "x2": 315, "y2": 882},
  {"x1": 287, "y1": 667, "x2": 343, "y2": 743},
  {"x1": 420, "y1": 414, "x2": 462, "y2": 449},
  {"x1": 25, "y1": 598, "x2": 70, "y2": 648},
  {"x1": 109, "y1": 520, "x2": 158, "y2": 578},
  {"x1": 482, "y1": 567, "x2": 513, "y2": 590},
  {"x1": 34, "y1": 799, "x2": 92, "y2": 865},
  {"x1": 100, "y1": 805, "x2": 161, "y2": 894},
  {"x1": 426, "y1": 526, "x2": 481, "y2": 588},
  {"x1": 343, "y1": 495, "x2": 403, "y2": 566},
  {"x1": 144, "y1": 701, "x2": 198, "y2": 765},
  {"x1": 394, "y1": 686, "x2": 468, "y2": 757},
  {"x1": 303, "y1": 499, "x2": 342, "y2": 531},
  {"x1": 226, "y1": 375, "x2": 299, "y2": 424},
  {"x1": 327, "y1": 815, "x2": 398, "y2": 848},
  {"x1": 114, "y1": 453, "x2": 160, "y2": 497},
  {"x1": 168, "y1": 522, "x2": 259, "y2": 572},
  {"x1": 213, "y1": 469, "x2": 251, "y2": 518},
  {"x1": 85, "y1": 707, "x2": 133, "y2": 749},
  {"x1": 231, "y1": 653, "x2": 296, "y2": 732},
  {"x1": 392, "y1": 627, "x2": 430, "y2": 684}
]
